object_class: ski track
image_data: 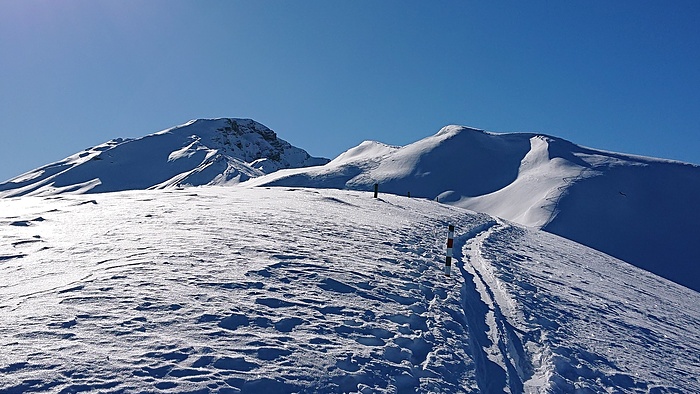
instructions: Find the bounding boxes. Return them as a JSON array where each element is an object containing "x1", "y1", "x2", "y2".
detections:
[
  {"x1": 0, "y1": 187, "x2": 495, "y2": 393},
  {"x1": 454, "y1": 220, "x2": 535, "y2": 394},
  {"x1": 458, "y1": 220, "x2": 700, "y2": 393}
]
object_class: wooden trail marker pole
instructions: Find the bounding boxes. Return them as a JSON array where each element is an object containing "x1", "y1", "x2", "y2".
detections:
[
  {"x1": 445, "y1": 224, "x2": 454, "y2": 276},
  {"x1": 374, "y1": 183, "x2": 379, "y2": 198}
]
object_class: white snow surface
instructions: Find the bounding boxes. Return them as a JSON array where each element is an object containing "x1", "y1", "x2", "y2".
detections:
[
  {"x1": 247, "y1": 126, "x2": 700, "y2": 292},
  {"x1": 0, "y1": 118, "x2": 329, "y2": 198},
  {"x1": 1, "y1": 187, "x2": 699, "y2": 393},
  {"x1": 4, "y1": 120, "x2": 700, "y2": 290}
]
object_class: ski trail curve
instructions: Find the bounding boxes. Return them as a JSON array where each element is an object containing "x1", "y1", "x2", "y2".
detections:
[{"x1": 453, "y1": 219, "x2": 534, "y2": 394}]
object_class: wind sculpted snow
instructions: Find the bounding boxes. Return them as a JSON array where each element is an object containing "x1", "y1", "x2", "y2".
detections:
[{"x1": 1, "y1": 187, "x2": 699, "y2": 393}]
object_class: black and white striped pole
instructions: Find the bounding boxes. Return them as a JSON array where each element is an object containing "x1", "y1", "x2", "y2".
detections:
[{"x1": 445, "y1": 224, "x2": 454, "y2": 276}]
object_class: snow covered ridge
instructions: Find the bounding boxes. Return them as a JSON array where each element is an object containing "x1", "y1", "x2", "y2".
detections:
[
  {"x1": 0, "y1": 118, "x2": 329, "y2": 198},
  {"x1": 1, "y1": 187, "x2": 698, "y2": 392},
  {"x1": 3, "y1": 119, "x2": 700, "y2": 291},
  {"x1": 248, "y1": 126, "x2": 700, "y2": 293}
]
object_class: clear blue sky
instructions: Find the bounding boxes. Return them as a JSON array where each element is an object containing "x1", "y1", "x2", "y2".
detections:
[{"x1": 2, "y1": 1, "x2": 699, "y2": 182}]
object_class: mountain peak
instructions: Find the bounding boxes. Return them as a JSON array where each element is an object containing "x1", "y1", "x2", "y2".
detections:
[
  {"x1": 0, "y1": 118, "x2": 329, "y2": 197},
  {"x1": 172, "y1": 118, "x2": 276, "y2": 138},
  {"x1": 435, "y1": 124, "x2": 485, "y2": 137}
]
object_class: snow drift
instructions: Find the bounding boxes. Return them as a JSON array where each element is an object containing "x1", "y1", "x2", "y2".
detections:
[
  {"x1": 0, "y1": 118, "x2": 329, "y2": 198},
  {"x1": 249, "y1": 126, "x2": 700, "y2": 292},
  {"x1": 1, "y1": 187, "x2": 698, "y2": 392}
]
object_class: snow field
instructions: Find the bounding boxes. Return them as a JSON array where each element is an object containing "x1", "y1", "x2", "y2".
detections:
[
  {"x1": 4, "y1": 119, "x2": 700, "y2": 294},
  {"x1": 248, "y1": 125, "x2": 700, "y2": 293},
  {"x1": 1, "y1": 187, "x2": 493, "y2": 393},
  {"x1": 464, "y1": 223, "x2": 700, "y2": 392},
  {"x1": 2, "y1": 186, "x2": 699, "y2": 393}
]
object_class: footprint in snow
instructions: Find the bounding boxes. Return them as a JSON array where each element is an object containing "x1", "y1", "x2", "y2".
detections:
[
  {"x1": 318, "y1": 278, "x2": 356, "y2": 294},
  {"x1": 274, "y1": 317, "x2": 305, "y2": 332},
  {"x1": 212, "y1": 356, "x2": 259, "y2": 371},
  {"x1": 255, "y1": 297, "x2": 299, "y2": 308},
  {"x1": 218, "y1": 313, "x2": 249, "y2": 330},
  {"x1": 257, "y1": 347, "x2": 292, "y2": 360}
]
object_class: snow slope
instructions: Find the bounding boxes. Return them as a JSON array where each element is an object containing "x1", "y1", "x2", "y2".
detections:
[
  {"x1": 247, "y1": 126, "x2": 700, "y2": 292},
  {"x1": 1, "y1": 187, "x2": 698, "y2": 393},
  {"x1": 0, "y1": 118, "x2": 329, "y2": 198}
]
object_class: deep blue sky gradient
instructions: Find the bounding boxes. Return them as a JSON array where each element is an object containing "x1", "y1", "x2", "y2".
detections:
[{"x1": 2, "y1": 1, "x2": 699, "y2": 182}]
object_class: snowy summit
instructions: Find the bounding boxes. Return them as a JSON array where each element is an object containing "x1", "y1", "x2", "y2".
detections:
[{"x1": 0, "y1": 118, "x2": 329, "y2": 197}]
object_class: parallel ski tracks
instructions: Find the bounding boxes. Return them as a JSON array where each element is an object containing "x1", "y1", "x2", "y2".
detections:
[{"x1": 454, "y1": 220, "x2": 536, "y2": 394}]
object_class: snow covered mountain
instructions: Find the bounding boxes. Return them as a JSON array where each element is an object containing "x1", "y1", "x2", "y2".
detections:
[
  {"x1": 248, "y1": 126, "x2": 700, "y2": 292},
  {"x1": 2, "y1": 187, "x2": 699, "y2": 393},
  {"x1": 3, "y1": 119, "x2": 699, "y2": 292},
  {"x1": 0, "y1": 118, "x2": 329, "y2": 198}
]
